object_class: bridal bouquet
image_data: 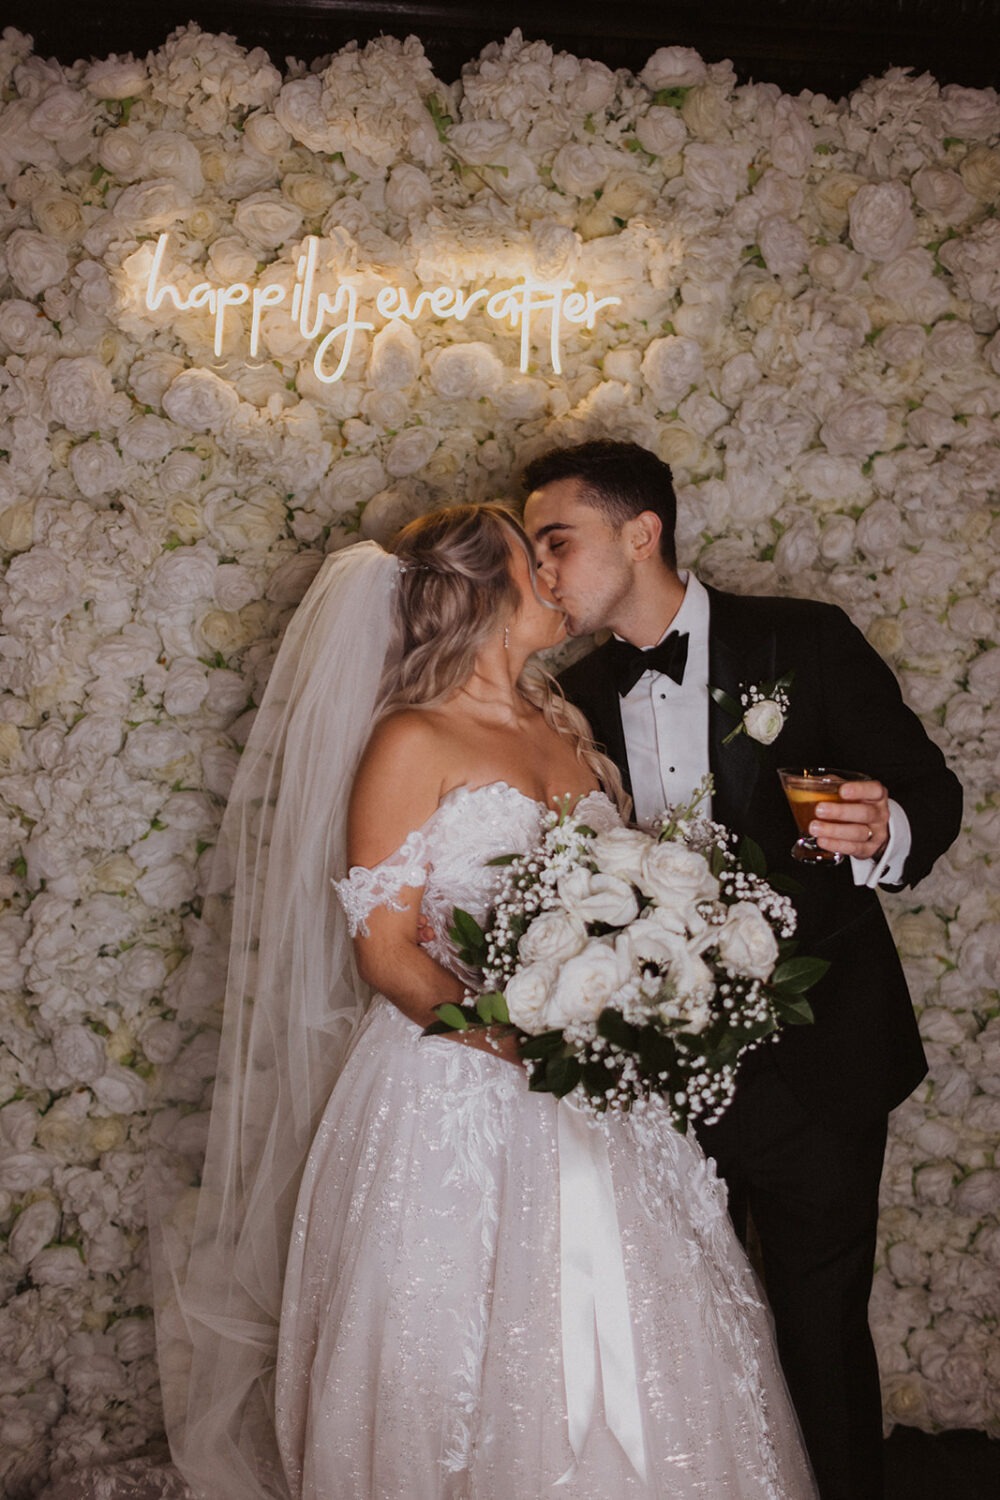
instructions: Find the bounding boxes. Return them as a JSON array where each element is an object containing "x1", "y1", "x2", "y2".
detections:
[{"x1": 429, "y1": 787, "x2": 826, "y2": 1129}]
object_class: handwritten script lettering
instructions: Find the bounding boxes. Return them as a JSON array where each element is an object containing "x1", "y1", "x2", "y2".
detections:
[{"x1": 144, "y1": 234, "x2": 622, "y2": 381}]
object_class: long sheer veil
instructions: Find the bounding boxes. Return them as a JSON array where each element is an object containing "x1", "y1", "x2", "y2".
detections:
[{"x1": 148, "y1": 541, "x2": 403, "y2": 1499}]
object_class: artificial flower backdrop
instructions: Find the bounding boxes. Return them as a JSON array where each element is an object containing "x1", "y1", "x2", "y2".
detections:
[{"x1": 0, "y1": 21, "x2": 997, "y2": 1494}]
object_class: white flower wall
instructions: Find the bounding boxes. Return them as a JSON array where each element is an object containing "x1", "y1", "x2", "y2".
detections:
[{"x1": 0, "y1": 20, "x2": 997, "y2": 1492}]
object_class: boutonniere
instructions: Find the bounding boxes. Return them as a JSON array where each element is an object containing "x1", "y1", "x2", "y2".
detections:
[{"x1": 710, "y1": 673, "x2": 793, "y2": 747}]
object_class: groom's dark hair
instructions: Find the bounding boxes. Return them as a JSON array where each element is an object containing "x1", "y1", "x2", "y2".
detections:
[{"x1": 521, "y1": 440, "x2": 678, "y2": 569}]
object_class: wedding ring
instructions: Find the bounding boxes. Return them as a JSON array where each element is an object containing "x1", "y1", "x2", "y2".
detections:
[{"x1": 865, "y1": 826, "x2": 873, "y2": 842}]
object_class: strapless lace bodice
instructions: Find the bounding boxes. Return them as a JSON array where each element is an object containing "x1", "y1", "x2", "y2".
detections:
[{"x1": 334, "y1": 782, "x2": 621, "y2": 974}]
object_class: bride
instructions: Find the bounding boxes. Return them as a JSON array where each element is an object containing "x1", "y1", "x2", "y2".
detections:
[{"x1": 155, "y1": 503, "x2": 816, "y2": 1499}]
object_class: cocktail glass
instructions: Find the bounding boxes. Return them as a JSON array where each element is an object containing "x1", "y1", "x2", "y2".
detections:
[{"x1": 777, "y1": 768, "x2": 869, "y2": 866}]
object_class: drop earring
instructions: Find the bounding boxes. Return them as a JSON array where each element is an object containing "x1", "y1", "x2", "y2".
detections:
[{"x1": 503, "y1": 624, "x2": 510, "y2": 649}]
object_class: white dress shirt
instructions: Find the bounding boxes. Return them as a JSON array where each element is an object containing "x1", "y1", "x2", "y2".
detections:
[{"x1": 618, "y1": 573, "x2": 911, "y2": 888}]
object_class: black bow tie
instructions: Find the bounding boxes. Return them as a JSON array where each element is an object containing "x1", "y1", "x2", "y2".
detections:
[{"x1": 609, "y1": 631, "x2": 689, "y2": 697}]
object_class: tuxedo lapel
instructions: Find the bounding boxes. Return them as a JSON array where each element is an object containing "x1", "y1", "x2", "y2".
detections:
[
  {"x1": 588, "y1": 649, "x2": 633, "y2": 800},
  {"x1": 707, "y1": 591, "x2": 776, "y2": 830}
]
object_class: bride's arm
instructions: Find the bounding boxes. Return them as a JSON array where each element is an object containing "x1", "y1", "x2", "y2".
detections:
[{"x1": 347, "y1": 713, "x2": 521, "y2": 1065}]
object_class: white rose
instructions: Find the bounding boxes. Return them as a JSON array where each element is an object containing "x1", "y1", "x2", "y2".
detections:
[
  {"x1": 233, "y1": 192, "x2": 304, "y2": 249},
  {"x1": 848, "y1": 181, "x2": 915, "y2": 262},
  {"x1": 819, "y1": 397, "x2": 889, "y2": 459},
  {"x1": 960, "y1": 145, "x2": 1000, "y2": 201},
  {"x1": 29, "y1": 1245, "x2": 88, "y2": 1287},
  {"x1": 8, "y1": 1199, "x2": 61, "y2": 1265},
  {"x1": 926, "y1": 320, "x2": 979, "y2": 368},
  {"x1": 52, "y1": 1024, "x2": 107, "y2": 1084},
  {"x1": 0, "y1": 1150, "x2": 53, "y2": 1192},
  {"x1": 69, "y1": 440, "x2": 125, "y2": 500},
  {"x1": 634, "y1": 107, "x2": 687, "y2": 158},
  {"x1": 878, "y1": 324, "x2": 926, "y2": 366},
  {"x1": 808, "y1": 244, "x2": 864, "y2": 294},
  {"x1": 911, "y1": 167, "x2": 976, "y2": 225},
  {"x1": 504, "y1": 960, "x2": 559, "y2": 1032},
  {"x1": 139, "y1": 1018, "x2": 183, "y2": 1065},
  {"x1": 163, "y1": 660, "x2": 209, "y2": 716},
  {"x1": 111, "y1": 179, "x2": 193, "y2": 232},
  {"x1": 428, "y1": 342, "x2": 504, "y2": 400},
  {"x1": 758, "y1": 216, "x2": 809, "y2": 278},
  {"x1": 637, "y1": 842, "x2": 718, "y2": 908},
  {"x1": 32, "y1": 192, "x2": 84, "y2": 243},
  {"x1": 590, "y1": 827, "x2": 651, "y2": 883},
  {"x1": 557, "y1": 868, "x2": 639, "y2": 927},
  {"x1": 84, "y1": 55, "x2": 151, "y2": 99},
  {"x1": 92, "y1": 1062, "x2": 149, "y2": 1113},
  {"x1": 551, "y1": 143, "x2": 609, "y2": 197},
  {"x1": 162, "y1": 369, "x2": 240, "y2": 432},
  {"x1": 940, "y1": 84, "x2": 1000, "y2": 140},
  {"x1": 682, "y1": 142, "x2": 745, "y2": 205},
  {"x1": 48, "y1": 357, "x2": 116, "y2": 434},
  {"x1": 384, "y1": 164, "x2": 434, "y2": 219},
  {"x1": 547, "y1": 939, "x2": 628, "y2": 1026},
  {"x1": 641, "y1": 335, "x2": 704, "y2": 410},
  {"x1": 243, "y1": 110, "x2": 292, "y2": 157},
  {"x1": 368, "y1": 322, "x2": 422, "y2": 391},
  {"x1": 384, "y1": 427, "x2": 440, "y2": 478},
  {"x1": 715, "y1": 901, "x2": 779, "y2": 978},
  {"x1": 119, "y1": 415, "x2": 175, "y2": 463},
  {"x1": 640, "y1": 47, "x2": 707, "y2": 90},
  {"x1": 6, "y1": 228, "x2": 68, "y2": 296},
  {"x1": 518, "y1": 911, "x2": 587, "y2": 966},
  {"x1": 158, "y1": 450, "x2": 203, "y2": 499},
  {"x1": 742, "y1": 699, "x2": 784, "y2": 745}
]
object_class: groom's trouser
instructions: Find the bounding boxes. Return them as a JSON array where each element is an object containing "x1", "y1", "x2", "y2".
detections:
[{"x1": 697, "y1": 1050, "x2": 888, "y2": 1500}]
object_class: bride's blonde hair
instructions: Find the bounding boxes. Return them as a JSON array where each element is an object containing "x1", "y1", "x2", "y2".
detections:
[{"x1": 384, "y1": 502, "x2": 627, "y2": 810}]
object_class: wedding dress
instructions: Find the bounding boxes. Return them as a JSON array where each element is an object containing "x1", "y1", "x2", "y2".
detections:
[{"x1": 273, "y1": 780, "x2": 818, "y2": 1500}]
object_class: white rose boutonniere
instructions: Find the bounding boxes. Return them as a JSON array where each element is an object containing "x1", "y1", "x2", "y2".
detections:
[{"x1": 711, "y1": 673, "x2": 793, "y2": 749}]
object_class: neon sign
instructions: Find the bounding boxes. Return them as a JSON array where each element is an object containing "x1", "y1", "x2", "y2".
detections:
[{"x1": 143, "y1": 234, "x2": 622, "y2": 382}]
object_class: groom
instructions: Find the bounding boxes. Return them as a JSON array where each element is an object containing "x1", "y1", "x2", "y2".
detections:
[{"x1": 522, "y1": 440, "x2": 962, "y2": 1500}]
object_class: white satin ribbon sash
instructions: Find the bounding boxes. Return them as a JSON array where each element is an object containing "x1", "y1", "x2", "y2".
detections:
[{"x1": 556, "y1": 1097, "x2": 648, "y2": 1486}]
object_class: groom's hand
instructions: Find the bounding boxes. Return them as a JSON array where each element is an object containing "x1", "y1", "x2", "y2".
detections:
[{"x1": 812, "y1": 780, "x2": 891, "y2": 861}]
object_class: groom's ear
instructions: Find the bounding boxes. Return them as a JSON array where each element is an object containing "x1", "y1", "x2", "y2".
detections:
[{"x1": 623, "y1": 510, "x2": 663, "y2": 561}]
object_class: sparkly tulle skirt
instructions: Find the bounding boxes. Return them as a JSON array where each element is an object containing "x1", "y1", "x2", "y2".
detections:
[{"x1": 274, "y1": 996, "x2": 817, "y2": 1500}]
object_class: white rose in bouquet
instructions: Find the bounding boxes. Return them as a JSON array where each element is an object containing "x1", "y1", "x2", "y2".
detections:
[
  {"x1": 715, "y1": 901, "x2": 780, "y2": 978},
  {"x1": 590, "y1": 827, "x2": 650, "y2": 884},
  {"x1": 518, "y1": 910, "x2": 587, "y2": 966},
  {"x1": 547, "y1": 939, "x2": 628, "y2": 1026},
  {"x1": 505, "y1": 960, "x2": 559, "y2": 1030},
  {"x1": 637, "y1": 841, "x2": 718, "y2": 908},
  {"x1": 557, "y1": 868, "x2": 639, "y2": 927}
]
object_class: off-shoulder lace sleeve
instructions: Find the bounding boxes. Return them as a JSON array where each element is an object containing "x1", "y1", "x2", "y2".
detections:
[{"x1": 332, "y1": 830, "x2": 430, "y2": 937}]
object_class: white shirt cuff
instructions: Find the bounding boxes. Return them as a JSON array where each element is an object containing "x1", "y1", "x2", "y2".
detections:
[{"x1": 850, "y1": 799, "x2": 912, "y2": 888}]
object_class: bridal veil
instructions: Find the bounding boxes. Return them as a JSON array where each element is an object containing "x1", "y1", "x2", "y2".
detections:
[{"x1": 148, "y1": 541, "x2": 402, "y2": 1499}]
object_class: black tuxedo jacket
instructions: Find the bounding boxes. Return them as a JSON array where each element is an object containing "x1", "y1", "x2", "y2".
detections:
[{"x1": 559, "y1": 587, "x2": 963, "y2": 1129}]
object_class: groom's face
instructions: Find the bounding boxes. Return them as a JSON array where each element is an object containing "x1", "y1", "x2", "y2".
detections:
[{"x1": 523, "y1": 478, "x2": 636, "y2": 637}]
